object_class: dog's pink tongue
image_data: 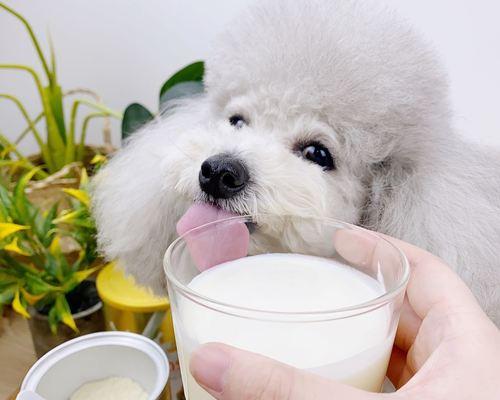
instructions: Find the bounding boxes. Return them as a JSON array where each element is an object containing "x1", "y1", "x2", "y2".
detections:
[{"x1": 176, "y1": 203, "x2": 249, "y2": 271}]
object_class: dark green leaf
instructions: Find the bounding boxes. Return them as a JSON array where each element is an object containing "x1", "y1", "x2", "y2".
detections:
[
  {"x1": 159, "y1": 61, "x2": 204, "y2": 101},
  {"x1": 1, "y1": 254, "x2": 33, "y2": 277},
  {"x1": 121, "y1": 103, "x2": 154, "y2": 141},
  {"x1": 0, "y1": 277, "x2": 17, "y2": 290},
  {"x1": 159, "y1": 81, "x2": 204, "y2": 112},
  {"x1": 0, "y1": 284, "x2": 16, "y2": 305},
  {"x1": 0, "y1": 185, "x2": 16, "y2": 220},
  {"x1": 41, "y1": 203, "x2": 58, "y2": 246},
  {"x1": 59, "y1": 252, "x2": 70, "y2": 279},
  {"x1": 48, "y1": 305, "x2": 59, "y2": 334},
  {"x1": 31, "y1": 207, "x2": 44, "y2": 239},
  {"x1": 44, "y1": 253, "x2": 62, "y2": 282},
  {"x1": 24, "y1": 272, "x2": 58, "y2": 294},
  {"x1": 13, "y1": 168, "x2": 40, "y2": 222},
  {"x1": 46, "y1": 84, "x2": 66, "y2": 140}
]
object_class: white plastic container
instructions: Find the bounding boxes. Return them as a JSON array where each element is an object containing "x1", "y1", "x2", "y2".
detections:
[{"x1": 19, "y1": 331, "x2": 169, "y2": 400}]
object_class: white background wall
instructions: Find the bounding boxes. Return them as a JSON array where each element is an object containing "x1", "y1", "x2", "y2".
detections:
[{"x1": 1, "y1": 0, "x2": 499, "y2": 153}]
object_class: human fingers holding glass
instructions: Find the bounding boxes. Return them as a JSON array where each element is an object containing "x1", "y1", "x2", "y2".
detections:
[{"x1": 189, "y1": 230, "x2": 500, "y2": 400}]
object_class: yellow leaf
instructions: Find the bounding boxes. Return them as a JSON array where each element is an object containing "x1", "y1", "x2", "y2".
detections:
[
  {"x1": 90, "y1": 154, "x2": 107, "y2": 165},
  {"x1": 53, "y1": 210, "x2": 81, "y2": 224},
  {"x1": 49, "y1": 235, "x2": 61, "y2": 255},
  {"x1": 73, "y1": 266, "x2": 101, "y2": 283},
  {"x1": 20, "y1": 288, "x2": 45, "y2": 305},
  {"x1": 80, "y1": 167, "x2": 89, "y2": 186},
  {"x1": 4, "y1": 237, "x2": 30, "y2": 256},
  {"x1": 62, "y1": 188, "x2": 90, "y2": 207},
  {"x1": 61, "y1": 313, "x2": 78, "y2": 331},
  {"x1": 55, "y1": 295, "x2": 78, "y2": 332},
  {"x1": 12, "y1": 289, "x2": 30, "y2": 318},
  {"x1": 0, "y1": 223, "x2": 29, "y2": 241}
]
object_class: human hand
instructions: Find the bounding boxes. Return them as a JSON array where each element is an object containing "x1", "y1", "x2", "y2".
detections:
[{"x1": 189, "y1": 231, "x2": 500, "y2": 399}]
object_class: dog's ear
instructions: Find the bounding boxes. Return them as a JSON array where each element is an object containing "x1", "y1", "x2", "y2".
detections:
[
  {"x1": 361, "y1": 157, "x2": 428, "y2": 246},
  {"x1": 362, "y1": 148, "x2": 494, "y2": 259},
  {"x1": 91, "y1": 124, "x2": 178, "y2": 295}
]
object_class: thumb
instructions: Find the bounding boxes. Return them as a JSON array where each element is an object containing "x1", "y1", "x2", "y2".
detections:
[{"x1": 190, "y1": 343, "x2": 391, "y2": 400}]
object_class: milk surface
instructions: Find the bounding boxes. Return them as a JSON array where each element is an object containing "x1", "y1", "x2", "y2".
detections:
[{"x1": 173, "y1": 253, "x2": 394, "y2": 399}]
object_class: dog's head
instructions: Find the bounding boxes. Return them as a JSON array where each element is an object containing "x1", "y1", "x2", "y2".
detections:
[{"x1": 92, "y1": 0, "x2": 451, "y2": 293}]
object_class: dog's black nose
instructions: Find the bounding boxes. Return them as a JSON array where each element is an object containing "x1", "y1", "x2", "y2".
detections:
[{"x1": 199, "y1": 154, "x2": 249, "y2": 199}]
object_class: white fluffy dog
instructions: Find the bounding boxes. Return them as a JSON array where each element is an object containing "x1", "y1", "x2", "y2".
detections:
[{"x1": 92, "y1": 0, "x2": 500, "y2": 324}]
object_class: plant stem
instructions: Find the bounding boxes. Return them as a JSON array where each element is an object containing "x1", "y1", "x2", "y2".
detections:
[
  {"x1": 0, "y1": 64, "x2": 61, "y2": 173},
  {"x1": 0, "y1": 64, "x2": 46, "y2": 111},
  {"x1": 15, "y1": 112, "x2": 44, "y2": 145},
  {"x1": 67, "y1": 99, "x2": 122, "y2": 164},
  {"x1": 0, "y1": 94, "x2": 44, "y2": 148},
  {"x1": 16, "y1": 89, "x2": 99, "y2": 147},
  {"x1": 77, "y1": 99, "x2": 122, "y2": 120},
  {"x1": 0, "y1": 134, "x2": 49, "y2": 179},
  {"x1": 76, "y1": 113, "x2": 108, "y2": 161},
  {"x1": 0, "y1": 2, "x2": 52, "y2": 84},
  {"x1": 48, "y1": 30, "x2": 57, "y2": 84},
  {"x1": 0, "y1": 94, "x2": 53, "y2": 177},
  {"x1": 0, "y1": 65, "x2": 59, "y2": 172}
]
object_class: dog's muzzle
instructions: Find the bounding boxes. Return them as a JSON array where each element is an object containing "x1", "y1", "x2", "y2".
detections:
[{"x1": 199, "y1": 153, "x2": 249, "y2": 199}]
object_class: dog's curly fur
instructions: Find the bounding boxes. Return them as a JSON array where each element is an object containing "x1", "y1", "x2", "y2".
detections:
[{"x1": 92, "y1": 0, "x2": 500, "y2": 324}]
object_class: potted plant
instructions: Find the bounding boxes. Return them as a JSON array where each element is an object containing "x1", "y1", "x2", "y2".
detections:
[
  {"x1": 0, "y1": 163, "x2": 106, "y2": 357},
  {"x1": 0, "y1": 3, "x2": 116, "y2": 345},
  {"x1": 121, "y1": 61, "x2": 204, "y2": 139},
  {"x1": 0, "y1": 2, "x2": 120, "y2": 183}
]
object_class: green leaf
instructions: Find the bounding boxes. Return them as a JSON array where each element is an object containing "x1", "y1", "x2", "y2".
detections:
[
  {"x1": 44, "y1": 252, "x2": 63, "y2": 282},
  {"x1": 41, "y1": 203, "x2": 58, "y2": 246},
  {"x1": 159, "y1": 81, "x2": 204, "y2": 112},
  {"x1": 46, "y1": 84, "x2": 66, "y2": 140},
  {"x1": 48, "y1": 306, "x2": 58, "y2": 334},
  {"x1": 24, "y1": 272, "x2": 58, "y2": 294},
  {"x1": 13, "y1": 167, "x2": 41, "y2": 221},
  {"x1": 0, "y1": 277, "x2": 17, "y2": 290},
  {"x1": 0, "y1": 184, "x2": 17, "y2": 220},
  {"x1": 0, "y1": 3, "x2": 52, "y2": 80},
  {"x1": 0, "y1": 284, "x2": 16, "y2": 305},
  {"x1": 159, "y1": 61, "x2": 204, "y2": 101},
  {"x1": 1, "y1": 256, "x2": 39, "y2": 279},
  {"x1": 31, "y1": 207, "x2": 45, "y2": 241},
  {"x1": 48, "y1": 30, "x2": 57, "y2": 83},
  {"x1": 43, "y1": 86, "x2": 66, "y2": 171},
  {"x1": 55, "y1": 293, "x2": 77, "y2": 331},
  {"x1": 121, "y1": 103, "x2": 154, "y2": 140}
]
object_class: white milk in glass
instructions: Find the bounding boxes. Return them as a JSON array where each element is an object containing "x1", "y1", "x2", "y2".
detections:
[{"x1": 173, "y1": 253, "x2": 394, "y2": 400}]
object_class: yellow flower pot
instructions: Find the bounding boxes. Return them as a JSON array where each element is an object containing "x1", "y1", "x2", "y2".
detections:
[{"x1": 97, "y1": 262, "x2": 182, "y2": 400}]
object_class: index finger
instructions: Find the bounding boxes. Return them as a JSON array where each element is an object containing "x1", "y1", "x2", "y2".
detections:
[{"x1": 333, "y1": 228, "x2": 480, "y2": 320}]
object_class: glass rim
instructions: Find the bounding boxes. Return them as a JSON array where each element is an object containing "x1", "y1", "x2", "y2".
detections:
[{"x1": 164, "y1": 214, "x2": 410, "y2": 319}]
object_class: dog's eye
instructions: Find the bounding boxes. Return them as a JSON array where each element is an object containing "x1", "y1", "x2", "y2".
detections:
[
  {"x1": 300, "y1": 142, "x2": 335, "y2": 170},
  {"x1": 229, "y1": 114, "x2": 247, "y2": 129}
]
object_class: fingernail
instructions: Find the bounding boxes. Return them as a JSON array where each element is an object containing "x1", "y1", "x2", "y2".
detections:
[{"x1": 190, "y1": 344, "x2": 231, "y2": 393}]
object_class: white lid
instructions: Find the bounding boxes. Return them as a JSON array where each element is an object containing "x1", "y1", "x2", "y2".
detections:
[{"x1": 21, "y1": 331, "x2": 169, "y2": 400}]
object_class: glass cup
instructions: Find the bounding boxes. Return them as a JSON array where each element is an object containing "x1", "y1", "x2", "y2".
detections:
[{"x1": 164, "y1": 215, "x2": 409, "y2": 400}]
